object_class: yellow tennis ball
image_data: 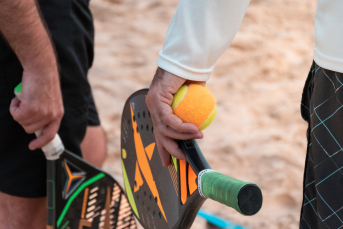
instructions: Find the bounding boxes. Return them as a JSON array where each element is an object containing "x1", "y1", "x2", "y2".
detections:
[{"x1": 172, "y1": 84, "x2": 217, "y2": 130}]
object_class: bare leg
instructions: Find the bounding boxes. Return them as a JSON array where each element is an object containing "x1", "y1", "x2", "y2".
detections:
[
  {"x1": 80, "y1": 125, "x2": 107, "y2": 168},
  {"x1": 0, "y1": 192, "x2": 46, "y2": 229}
]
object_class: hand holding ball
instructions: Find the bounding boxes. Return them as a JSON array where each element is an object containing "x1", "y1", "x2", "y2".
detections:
[{"x1": 172, "y1": 84, "x2": 216, "y2": 130}]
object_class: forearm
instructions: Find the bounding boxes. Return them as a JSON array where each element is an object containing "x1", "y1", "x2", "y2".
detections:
[
  {"x1": 0, "y1": 0, "x2": 57, "y2": 73},
  {"x1": 158, "y1": 0, "x2": 250, "y2": 81},
  {"x1": 1, "y1": 0, "x2": 64, "y2": 150}
]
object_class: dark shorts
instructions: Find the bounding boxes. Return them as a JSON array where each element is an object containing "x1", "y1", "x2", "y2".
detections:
[
  {"x1": 0, "y1": 0, "x2": 100, "y2": 198},
  {"x1": 300, "y1": 62, "x2": 343, "y2": 228}
]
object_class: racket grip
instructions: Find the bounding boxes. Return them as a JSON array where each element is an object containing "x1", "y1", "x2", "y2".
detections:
[
  {"x1": 200, "y1": 171, "x2": 262, "y2": 216},
  {"x1": 35, "y1": 130, "x2": 64, "y2": 160}
]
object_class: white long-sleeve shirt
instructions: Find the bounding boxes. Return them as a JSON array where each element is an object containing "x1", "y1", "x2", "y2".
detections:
[
  {"x1": 313, "y1": 0, "x2": 343, "y2": 72},
  {"x1": 158, "y1": 0, "x2": 343, "y2": 80}
]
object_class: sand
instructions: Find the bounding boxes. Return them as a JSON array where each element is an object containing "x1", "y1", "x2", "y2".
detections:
[{"x1": 88, "y1": 0, "x2": 316, "y2": 228}]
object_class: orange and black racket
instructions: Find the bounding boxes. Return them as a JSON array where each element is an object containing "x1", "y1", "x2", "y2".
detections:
[
  {"x1": 120, "y1": 89, "x2": 262, "y2": 229},
  {"x1": 14, "y1": 83, "x2": 136, "y2": 229}
]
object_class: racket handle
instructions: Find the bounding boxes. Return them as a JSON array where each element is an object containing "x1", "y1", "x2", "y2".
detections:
[
  {"x1": 200, "y1": 170, "x2": 262, "y2": 216},
  {"x1": 14, "y1": 83, "x2": 64, "y2": 160},
  {"x1": 35, "y1": 130, "x2": 64, "y2": 160}
]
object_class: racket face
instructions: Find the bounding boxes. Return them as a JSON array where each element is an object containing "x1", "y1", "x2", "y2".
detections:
[
  {"x1": 49, "y1": 150, "x2": 136, "y2": 229},
  {"x1": 121, "y1": 89, "x2": 206, "y2": 229}
]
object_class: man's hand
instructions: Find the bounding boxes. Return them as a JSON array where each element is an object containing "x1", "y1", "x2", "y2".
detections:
[
  {"x1": 10, "y1": 69, "x2": 63, "y2": 151},
  {"x1": 146, "y1": 68, "x2": 204, "y2": 167},
  {"x1": 0, "y1": 0, "x2": 64, "y2": 150}
]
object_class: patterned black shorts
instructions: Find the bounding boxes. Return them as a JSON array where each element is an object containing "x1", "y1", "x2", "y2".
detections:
[{"x1": 300, "y1": 62, "x2": 343, "y2": 228}]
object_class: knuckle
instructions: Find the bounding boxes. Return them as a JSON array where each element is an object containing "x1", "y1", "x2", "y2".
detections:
[
  {"x1": 29, "y1": 106, "x2": 39, "y2": 115},
  {"x1": 12, "y1": 114, "x2": 20, "y2": 122},
  {"x1": 159, "y1": 126, "x2": 167, "y2": 136},
  {"x1": 59, "y1": 108, "x2": 64, "y2": 117},
  {"x1": 161, "y1": 115, "x2": 169, "y2": 125},
  {"x1": 168, "y1": 141, "x2": 178, "y2": 151},
  {"x1": 47, "y1": 111, "x2": 54, "y2": 120},
  {"x1": 23, "y1": 126, "x2": 34, "y2": 134},
  {"x1": 39, "y1": 109, "x2": 48, "y2": 118}
]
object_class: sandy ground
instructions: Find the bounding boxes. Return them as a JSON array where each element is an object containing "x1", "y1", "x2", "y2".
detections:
[{"x1": 88, "y1": 0, "x2": 316, "y2": 228}]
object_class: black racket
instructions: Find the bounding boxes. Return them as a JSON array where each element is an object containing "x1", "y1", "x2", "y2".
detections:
[
  {"x1": 14, "y1": 83, "x2": 137, "y2": 229},
  {"x1": 120, "y1": 89, "x2": 262, "y2": 229}
]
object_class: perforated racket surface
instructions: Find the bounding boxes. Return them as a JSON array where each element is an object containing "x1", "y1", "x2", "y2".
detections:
[
  {"x1": 120, "y1": 89, "x2": 262, "y2": 229},
  {"x1": 121, "y1": 89, "x2": 203, "y2": 229},
  {"x1": 49, "y1": 150, "x2": 137, "y2": 229}
]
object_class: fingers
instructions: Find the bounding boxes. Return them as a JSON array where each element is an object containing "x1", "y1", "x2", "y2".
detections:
[
  {"x1": 161, "y1": 113, "x2": 202, "y2": 136},
  {"x1": 155, "y1": 132, "x2": 170, "y2": 167},
  {"x1": 147, "y1": 96, "x2": 203, "y2": 140},
  {"x1": 146, "y1": 68, "x2": 206, "y2": 166},
  {"x1": 155, "y1": 130, "x2": 185, "y2": 167},
  {"x1": 160, "y1": 125, "x2": 203, "y2": 140},
  {"x1": 9, "y1": 97, "x2": 21, "y2": 119},
  {"x1": 28, "y1": 119, "x2": 60, "y2": 150},
  {"x1": 10, "y1": 100, "x2": 63, "y2": 135},
  {"x1": 21, "y1": 119, "x2": 48, "y2": 134}
]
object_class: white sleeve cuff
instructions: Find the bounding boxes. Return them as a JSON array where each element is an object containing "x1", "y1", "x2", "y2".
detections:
[
  {"x1": 157, "y1": 51, "x2": 214, "y2": 81},
  {"x1": 157, "y1": 0, "x2": 250, "y2": 82}
]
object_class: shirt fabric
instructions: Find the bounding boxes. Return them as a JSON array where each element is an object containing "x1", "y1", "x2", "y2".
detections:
[
  {"x1": 158, "y1": 0, "x2": 343, "y2": 79},
  {"x1": 313, "y1": 0, "x2": 343, "y2": 73}
]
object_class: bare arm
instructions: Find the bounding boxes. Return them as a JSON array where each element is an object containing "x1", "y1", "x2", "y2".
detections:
[{"x1": 0, "y1": 0, "x2": 64, "y2": 150}]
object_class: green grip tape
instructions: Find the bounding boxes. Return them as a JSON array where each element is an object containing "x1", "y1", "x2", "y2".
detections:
[
  {"x1": 200, "y1": 171, "x2": 258, "y2": 215},
  {"x1": 14, "y1": 83, "x2": 22, "y2": 93}
]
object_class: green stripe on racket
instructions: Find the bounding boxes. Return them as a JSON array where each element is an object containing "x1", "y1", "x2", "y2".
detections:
[
  {"x1": 121, "y1": 89, "x2": 262, "y2": 229},
  {"x1": 14, "y1": 83, "x2": 137, "y2": 229}
]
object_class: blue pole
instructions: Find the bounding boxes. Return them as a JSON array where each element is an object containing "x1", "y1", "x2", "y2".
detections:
[{"x1": 197, "y1": 209, "x2": 248, "y2": 229}]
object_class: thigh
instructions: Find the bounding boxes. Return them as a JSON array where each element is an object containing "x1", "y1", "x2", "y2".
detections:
[
  {"x1": 80, "y1": 92, "x2": 105, "y2": 167},
  {"x1": 0, "y1": 191, "x2": 46, "y2": 229},
  {"x1": 81, "y1": 126, "x2": 107, "y2": 168},
  {"x1": 59, "y1": 90, "x2": 102, "y2": 158},
  {"x1": 58, "y1": 104, "x2": 88, "y2": 157}
]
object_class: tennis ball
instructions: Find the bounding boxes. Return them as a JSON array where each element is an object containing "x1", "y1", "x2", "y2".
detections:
[{"x1": 172, "y1": 84, "x2": 217, "y2": 130}]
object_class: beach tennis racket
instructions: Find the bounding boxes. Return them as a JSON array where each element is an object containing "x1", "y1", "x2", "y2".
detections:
[
  {"x1": 120, "y1": 89, "x2": 262, "y2": 229},
  {"x1": 14, "y1": 83, "x2": 137, "y2": 229}
]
